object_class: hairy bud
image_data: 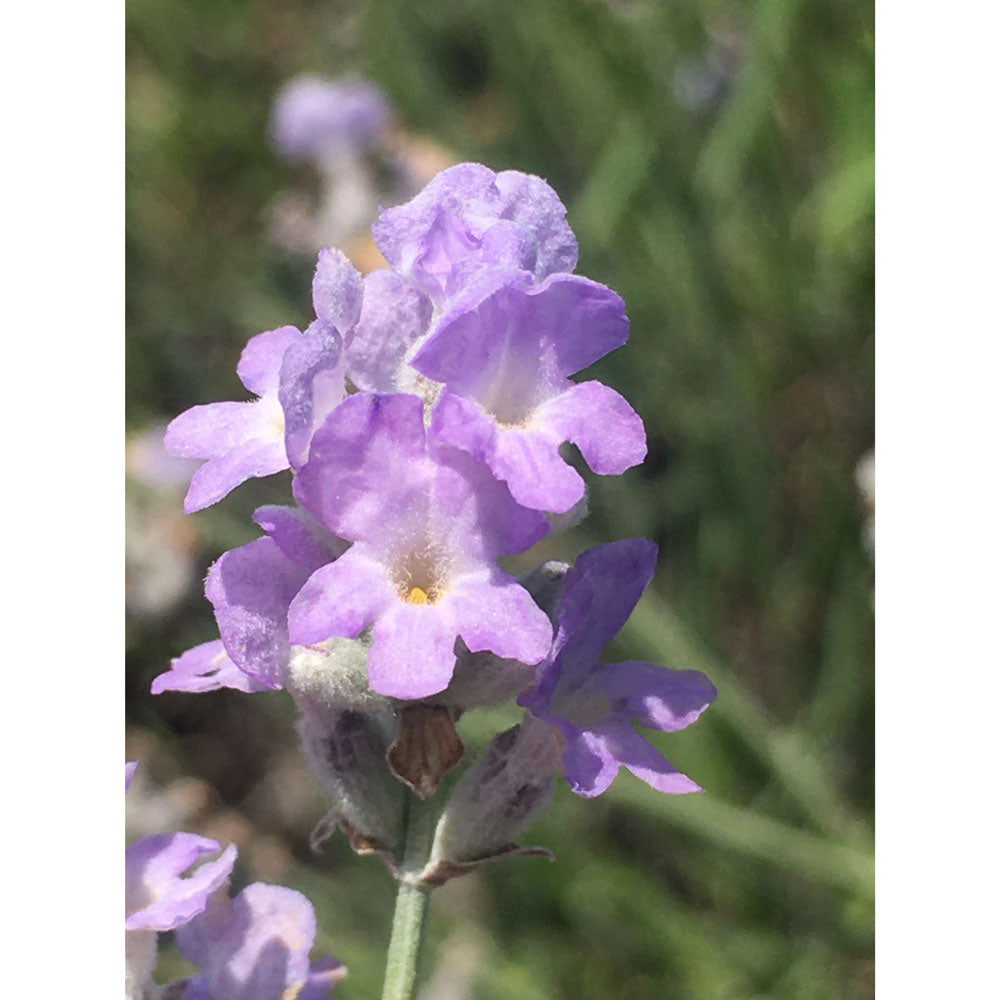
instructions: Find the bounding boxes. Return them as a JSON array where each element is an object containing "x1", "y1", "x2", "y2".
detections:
[{"x1": 420, "y1": 713, "x2": 563, "y2": 885}]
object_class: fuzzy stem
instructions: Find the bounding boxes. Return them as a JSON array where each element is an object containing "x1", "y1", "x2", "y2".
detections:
[{"x1": 380, "y1": 795, "x2": 438, "y2": 1000}]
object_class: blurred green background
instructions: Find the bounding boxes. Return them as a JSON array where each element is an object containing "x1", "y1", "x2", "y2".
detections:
[{"x1": 126, "y1": 0, "x2": 874, "y2": 997}]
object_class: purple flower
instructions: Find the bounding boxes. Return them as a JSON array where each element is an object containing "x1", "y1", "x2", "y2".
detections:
[
  {"x1": 372, "y1": 163, "x2": 578, "y2": 305},
  {"x1": 271, "y1": 75, "x2": 390, "y2": 162},
  {"x1": 151, "y1": 640, "x2": 274, "y2": 695},
  {"x1": 165, "y1": 326, "x2": 298, "y2": 513},
  {"x1": 287, "y1": 392, "x2": 553, "y2": 699},
  {"x1": 203, "y1": 506, "x2": 348, "y2": 688},
  {"x1": 416, "y1": 270, "x2": 647, "y2": 512},
  {"x1": 520, "y1": 539, "x2": 716, "y2": 797},
  {"x1": 176, "y1": 883, "x2": 345, "y2": 1000},
  {"x1": 166, "y1": 250, "x2": 361, "y2": 511},
  {"x1": 125, "y1": 764, "x2": 238, "y2": 1000}
]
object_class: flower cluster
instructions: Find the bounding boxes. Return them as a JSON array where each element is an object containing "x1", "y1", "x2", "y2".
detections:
[
  {"x1": 125, "y1": 764, "x2": 343, "y2": 1000},
  {"x1": 159, "y1": 162, "x2": 715, "y2": 880}
]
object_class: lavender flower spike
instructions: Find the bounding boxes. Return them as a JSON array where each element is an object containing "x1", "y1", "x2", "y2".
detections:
[
  {"x1": 520, "y1": 539, "x2": 717, "y2": 797},
  {"x1": 165, "y1": 326, "x2": 299, "y2": 512},
  {"x1": 418, "y1": 270, "x2": 646, "y2": 513},
  {"x1": 176, "y1": 883, "x2": 346, "y2": 1000},
  {"x1": 289, "y1": 392, "x2": 553, "y2": 699}
]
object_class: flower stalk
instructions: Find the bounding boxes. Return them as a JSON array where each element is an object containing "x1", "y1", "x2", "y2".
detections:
[{"x1": 381, "y1": 794, "x2": 438, "y2": 1000}]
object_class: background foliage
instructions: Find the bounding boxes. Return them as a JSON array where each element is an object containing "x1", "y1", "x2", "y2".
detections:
[{"x1": 126, "y1": 1, "x2": 874, "y2": 996}]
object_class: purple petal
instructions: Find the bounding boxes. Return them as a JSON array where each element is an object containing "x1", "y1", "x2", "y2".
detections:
[
  {"x1": 490, "y1": 425, "x2": 585, "y2": 514},
  {"x1": 237, "y1": 327, "x2": 301, "y2": 397},
  {"x1": 611, "y1": 724, "x2": 703, "y2": 794},
  {"x1": 413, "y1": 273, "x2": 628, "y2": 390},
  {"x1": 374, "y1": 164, "x2": 578, "y2": 300},
  {"x1": 560, "y1": 728, "x2": 620, "y2": 798},
  {"x1": 176, "y1": 883, "x2": 321, "y2": 1000},
  {"x1": 494, "y1": 169, "x2": 578, "y2": 276},
  {"x1": 165, "y1": 402, "x2": 264, "y2": 460},
  {"x1": 278, "y1": 326, "x2": 346, "y2": 469},
  {"x1": 293, "y1": 393, "x2": 431, "y2": 540},
  {"x1": 429, "y1": 390, "x2": 497, "y2": 463},
  {"x1": 184, "y1": 436, "x2": 289, "y2": 514},
  {"x1": 125, "y1": 835, "x2": 237, "y2": 931},
  {"x1": 312, "y1": 247, "x2": 363, "y2": 333},
  {"x1": 344, "y1": 269, "x2": 433, "y2": 392},
  {"x1": 430, "y1": 443, "x2": 551, "y2": 558},
  {"x1": 367, "y1": 601, "x2": 460, "y2": 699},
  {"x1": 126, "y1": 761, "x2": 138, "y2": 791},
  {"x1": 205, "y1": 537, "x2": 315, "y2": 687},
  {"x1": 447, "y1": 569, "x2": 553, "y2": 664},
  {"x1": 300, "y1": 956, "x2": 348, "y2": 999},
  {"x1": 287, "y1": 548, "x2": 395, "y2": 645},
  {"x1": 151, "y1": 640, "x2": 273, "y2": 695},
  {"x1": 591, "y1": 661, "x2": 717, "y2": 732},
  {"x1": 252, "y1": 505, "x2": 347, "y2": 571},
  {"x1": 539, "y1": 380, "x2": 646, "y2": 476},
  {"x1": 373, "y1": 164, "x2": 500, "y2": 278},
  {"x1": 555, "y1": 538, "x2": 659, "y2": 667},
  {"x1": 560, "y1": 723, "x2": 701, "y2": 797},
  {"x1": 431, "y1": 389, "x2": 585, "y2": 514}
]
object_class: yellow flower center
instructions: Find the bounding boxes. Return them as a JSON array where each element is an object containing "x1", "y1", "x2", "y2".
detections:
[{"x1": 406, "y1": 586, "x2": 431, "y2": 605}]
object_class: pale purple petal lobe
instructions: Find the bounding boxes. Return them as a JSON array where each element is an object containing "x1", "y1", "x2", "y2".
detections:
[
  {"x1": 205, "y1": 537, "x2": 315, "y2": 687},
  {"x1": 151, "y1": 640, "x2": 272, "y2": 695},
  {"x1": 125, "y1": 835, "x2": 237, "y2": 931},
  {"x1": 367, "y1": 601, "x2": 459, "y2": 698},
  {"x1": 312, "y1": 247, "x2": 363, "y2": 332},
  {"x1": 237, "y1": 326, "x2": 301, "y2": 397},
  {"x1": 540, "y1": 380, "x2": 646, "y2": 475},
  {"x1": 287, "y1": 549, "x2": 395, "y2": 644}
]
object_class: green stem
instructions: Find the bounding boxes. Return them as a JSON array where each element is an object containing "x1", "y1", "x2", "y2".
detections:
[{"x1": 380, "y1": 795, "x2": 438, "y2": 1000}]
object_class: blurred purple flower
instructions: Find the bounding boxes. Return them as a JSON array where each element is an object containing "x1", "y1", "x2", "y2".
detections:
[
  {"x1": 176, "y1": 883, "x2": 345, "y2": 1000},
  {"x1": 520, "y1": 539, "x2": 716, "y2": 797},
  {"x1": 125, "y1": 764, "x2": 238, "y2": 1000},
  {"x1": 271, "y1": 75, "x2": 391, "y2": 163}
]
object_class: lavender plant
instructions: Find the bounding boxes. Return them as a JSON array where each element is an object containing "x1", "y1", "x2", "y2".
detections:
[{"x1": 152, "y1": 162, "x2": 717, "y2": 999}]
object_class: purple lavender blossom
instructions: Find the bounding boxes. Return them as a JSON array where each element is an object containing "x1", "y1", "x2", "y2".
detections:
[
  {"x1": 271, "y1": 75, "x2": 390, "y2": 163},
  {"x1": 126, "y1": 763, "x2": 239, "y2": 1000},
  {"x1": 165, "y1": 326, "x2": 299, "y2": 513},
  {"x1": 126, "y1": 834, "x2": 238, "y2": 933},
  {"x1": 166, "y1": 250, "x2": 361, "y2": 511},
  {"x1": 202, "y1": 506, "x2": 348, "y2": 689},
  {"x1": 520, "y1": 539, "x2": 716, "y2": 797},
  {"x1": 176, "y1": 883, "x2": 345, "y2": 1000},
  {"x1": 372, "y1": 163, "x2": 578, "y2": 305},
  {"x1": 416, "y1": 270, "x2": 646, "y2": 513},
  {"x1": 287, "y1": 392, "x2": 553, "y2": 699}
]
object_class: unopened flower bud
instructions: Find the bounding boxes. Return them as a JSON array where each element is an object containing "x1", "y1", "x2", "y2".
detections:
[
  {"x1": 297, "y1": 704, "x2": 404, "y2": 864},
  {"x1": 420, "y1": 712, "x2": 562, "y2": 886},
  {"x1": 285, "y1": 637, "x2": 392, "y2": 721}
]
